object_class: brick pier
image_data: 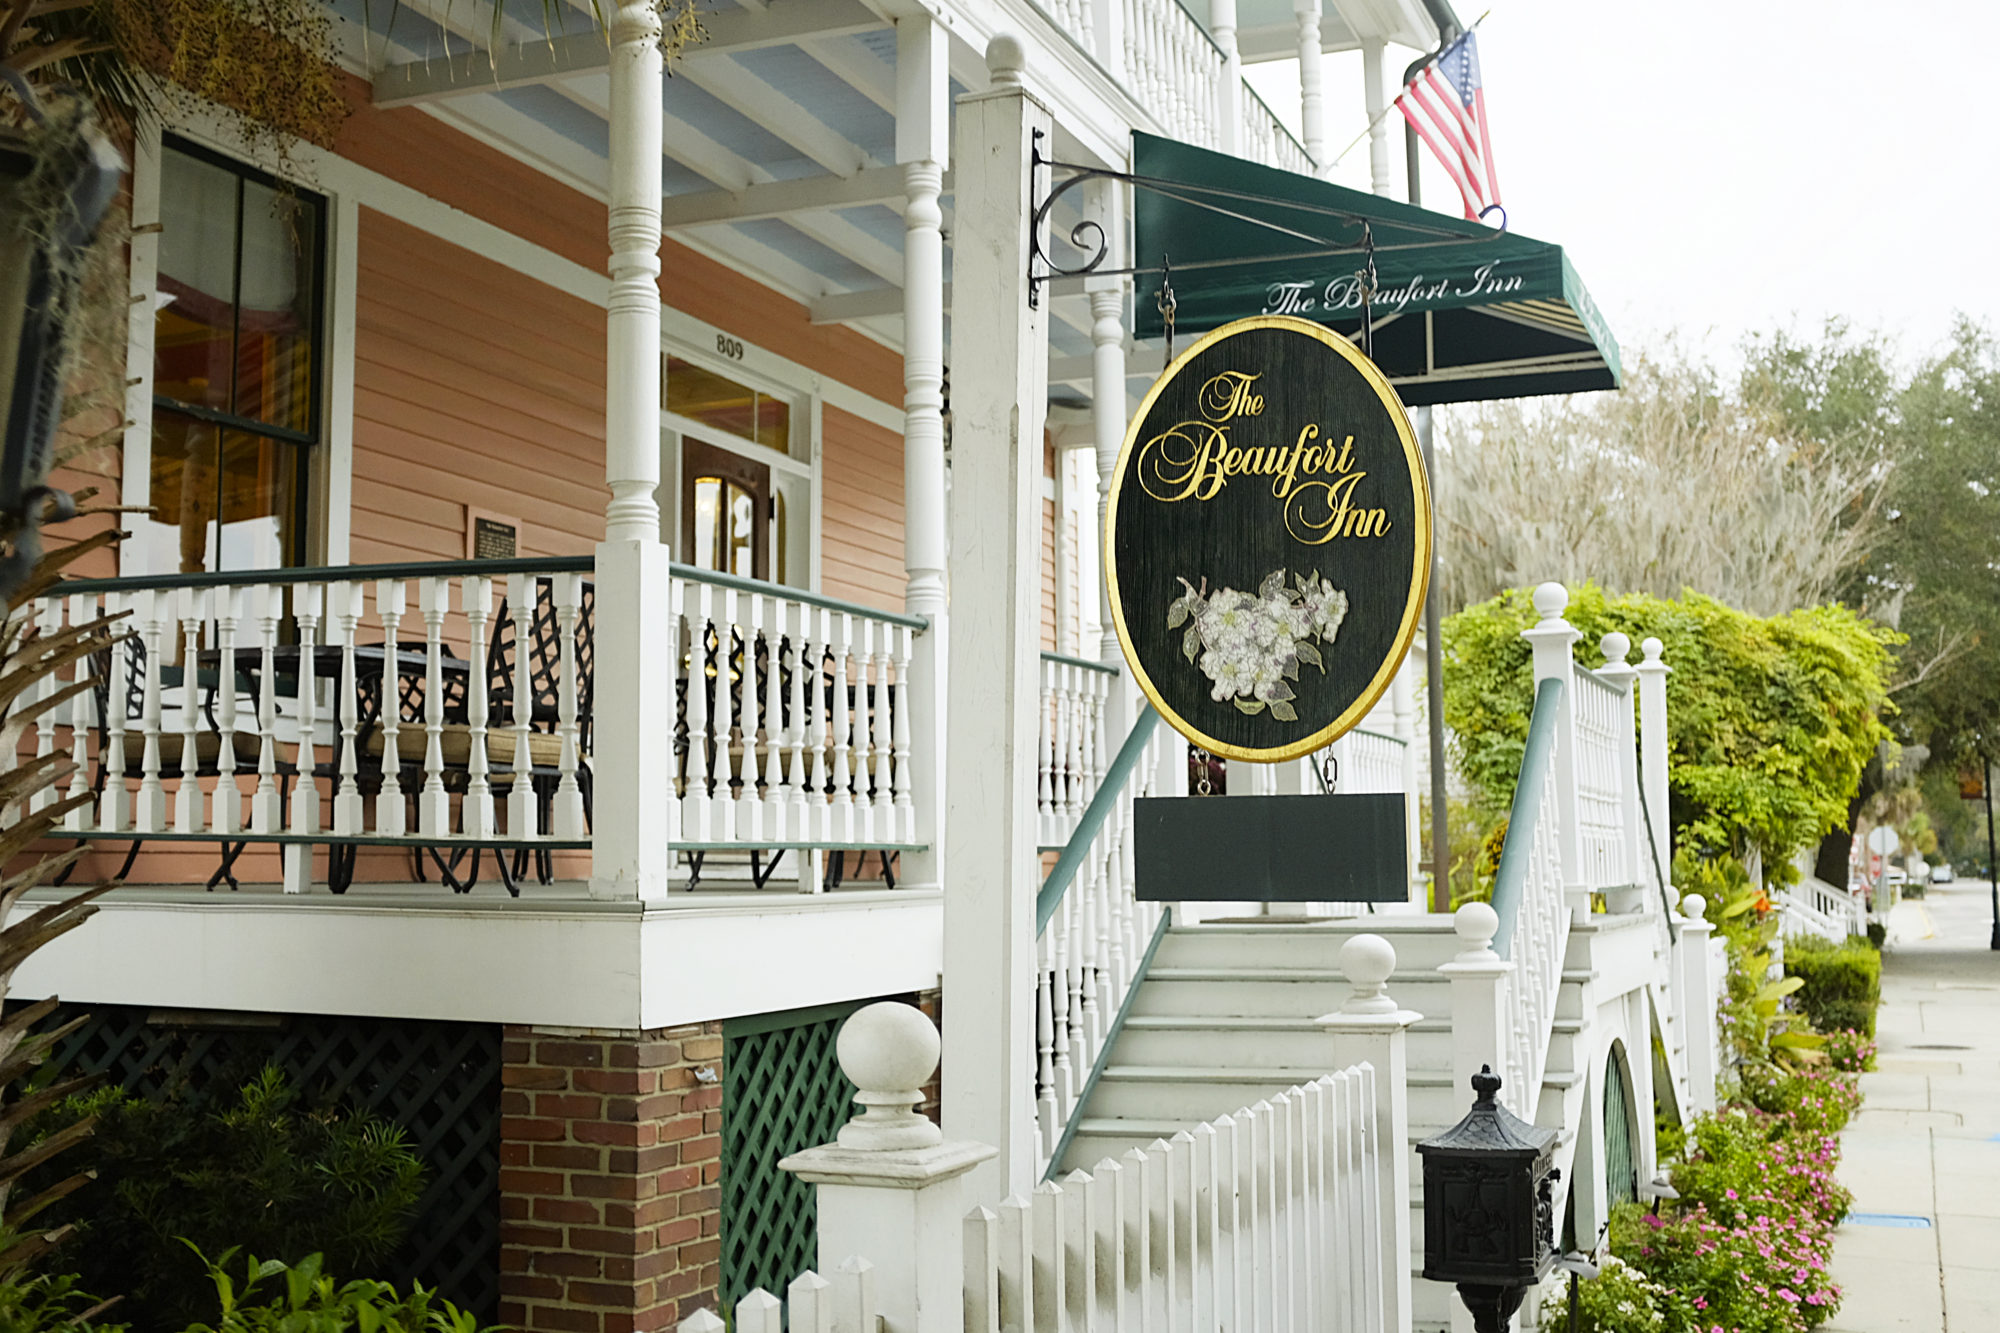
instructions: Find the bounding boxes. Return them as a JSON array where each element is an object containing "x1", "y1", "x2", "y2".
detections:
[{"x1": 498, "y1": 1023, "x2": 725, "y2": 1333}]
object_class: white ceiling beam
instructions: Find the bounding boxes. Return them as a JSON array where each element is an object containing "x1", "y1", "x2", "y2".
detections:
[
  {"x1": 811, "y1": 274, "x2": 1105, "y2": 325},
  {"x1": 371, "y1": 0, "x2": 886, "y2": 108},
  {"x1": 1050, "y1": 346, "x2": 1167, "y2": 385},
  {"x1": 660, "y1": 165, "x2": 927, "y2": 228},
  {"x1": 677, "y1": 55, "x2": 872, "y2": 178},
  {"x1": 804, "y1": 34, "x2": 896, "y2": 115}
]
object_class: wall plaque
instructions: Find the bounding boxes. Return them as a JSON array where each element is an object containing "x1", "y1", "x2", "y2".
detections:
[{"x1": 1107, "y1": 315, "x2": 1431, "y2": 762}]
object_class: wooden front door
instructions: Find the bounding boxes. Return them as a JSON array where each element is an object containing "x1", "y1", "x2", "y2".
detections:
[{"x1": 681, "y1": 440, "x2": 771, "y2": 581}]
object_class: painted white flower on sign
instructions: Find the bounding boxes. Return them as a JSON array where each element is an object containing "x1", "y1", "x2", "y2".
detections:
[{"x1": 1166, "y1": 570, "x2": 1349, "y2": 722}]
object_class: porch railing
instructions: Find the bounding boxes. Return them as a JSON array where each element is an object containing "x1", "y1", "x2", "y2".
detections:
[
  {"x1": 1037, "y1": 652, "x2": 1115, "y2": 850},
  {"x1": 1779, "y1": 874, "x2": 1865, "y2": 944},
  {"x1": 1241, "y1": 81, "x2": 1315, "y2": 176},
  {"x1": 1119, "y1": 0, "x2": 1226, "y2": 149},
  {"x1": 30, "y1": 558, "x2": 930, "y2": 885}
]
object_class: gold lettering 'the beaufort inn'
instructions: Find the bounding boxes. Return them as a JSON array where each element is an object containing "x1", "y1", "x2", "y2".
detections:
[{"x1": 1136, "y1": 371, "x2": 1391, "y2": 544}]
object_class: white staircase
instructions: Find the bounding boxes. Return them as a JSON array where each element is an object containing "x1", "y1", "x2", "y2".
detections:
[{"x1": 1055, "y1": 916, "x2": 1596, "y2": 1332}]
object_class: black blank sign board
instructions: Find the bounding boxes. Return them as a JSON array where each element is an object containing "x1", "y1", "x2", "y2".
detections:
[{"x1": 1133, "y1": 793, "x2": 1408, "y2": 902}]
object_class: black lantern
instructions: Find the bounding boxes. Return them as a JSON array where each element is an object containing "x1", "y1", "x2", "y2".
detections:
[{"x1": 1416, "y1": 1066, "x2": 1561, "y2": 1333}]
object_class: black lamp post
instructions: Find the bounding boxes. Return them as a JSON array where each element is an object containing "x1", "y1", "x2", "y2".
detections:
[{"x1": 1416, "y1": 1066, "x2": 1560, "y2": 1333}]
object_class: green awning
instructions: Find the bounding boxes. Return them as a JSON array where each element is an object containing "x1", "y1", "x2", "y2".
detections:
[{"x1": 1130, "y1": 133, "x2": 1621, "y2": 407}]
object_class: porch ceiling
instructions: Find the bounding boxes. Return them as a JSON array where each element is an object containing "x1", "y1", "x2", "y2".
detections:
[{"x1": 330, "y1": 0, "x2": 1110, "y2": 366}]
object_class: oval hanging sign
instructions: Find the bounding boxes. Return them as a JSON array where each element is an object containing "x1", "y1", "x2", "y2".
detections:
[{"x1": 1107, "y1": 315, "x2": 1431, "y2": 763}]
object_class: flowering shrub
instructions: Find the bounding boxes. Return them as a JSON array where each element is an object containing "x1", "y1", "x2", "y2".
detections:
[
  {"x1": 1538, "y1": 1253, "x2": 1672, "y2": 1333},
  {"x1": 1822, "y1": 1027, "x2": 1877, "y2": 1073},
  {"x1": 1167, "y1": 570, "x2": 1347, "y2": 719},
  {"x1": 1739, "y1": 1063, "x2": 1863, "y2": 1139},
  {"x1": 1612, "y1": 1200, "x2": 1841, "y2": 1333}
]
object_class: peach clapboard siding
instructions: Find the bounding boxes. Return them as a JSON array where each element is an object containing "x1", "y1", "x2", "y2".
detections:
[
  {"x1": 819, "y1": 406, "x2": 905, "y2": 613},
  {"x1": 352, "y1": 208, "x2": 607, "y2": 564}
]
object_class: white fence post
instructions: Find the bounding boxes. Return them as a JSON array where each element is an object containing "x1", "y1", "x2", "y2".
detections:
[
  {"x1": 1319, "y1": 934, "x2": 1420, "y2": 1333},
  {"x1": 781, "y1": 1003, "x2": 997, "y2": 1333},
  {"x1": 1596, "y1": 632, "x2": 1644, "y2": 897},
  {"x1": 1521, "y1": 582, "x2": 1587, "y2": 919},
  {"x1": 1676, "y1": 893, "x2": 1720, "y2": 1113}
]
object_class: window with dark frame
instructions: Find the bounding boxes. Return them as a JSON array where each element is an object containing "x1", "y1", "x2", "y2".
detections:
[{"x1": 147, "y1": 137, "x2": 325, "y2": 575}]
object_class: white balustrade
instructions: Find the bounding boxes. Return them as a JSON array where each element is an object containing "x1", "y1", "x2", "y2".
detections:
[
  {"x1": 1037, "y1": 654, "x2": 1115, "y2": 849},
  {"x1": 1241, "y1": 83, "x2": 1315, "y2": 175},
  {"x1": 1571, "y1": 666, "x2": 1633, "y2": 890},
  {"x1": 1116, "y1": 0, "x2": 1224, "y2": 148}
]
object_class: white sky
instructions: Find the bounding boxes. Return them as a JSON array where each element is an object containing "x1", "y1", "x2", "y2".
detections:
[{"x1": 1243, "y1": 0, "x2": 2000, "y2": 372}]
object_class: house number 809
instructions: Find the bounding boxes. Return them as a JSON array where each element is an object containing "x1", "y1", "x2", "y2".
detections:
[{"x1": 716, "y1": 334, "x2": 745, "y2": 360}]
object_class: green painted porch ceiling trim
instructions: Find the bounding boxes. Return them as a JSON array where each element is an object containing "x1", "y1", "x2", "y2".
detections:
[{"x1": 1130, "y1": 132, "x2": 1622, "y2": 406}]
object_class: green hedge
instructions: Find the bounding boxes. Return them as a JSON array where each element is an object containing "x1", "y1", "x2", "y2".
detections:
[{"x1": 1784, "y1": 936, "x2": 1883, "y2": 1037}]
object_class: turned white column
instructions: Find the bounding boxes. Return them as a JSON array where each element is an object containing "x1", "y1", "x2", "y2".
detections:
[
  {"x1": 1362, "y1": 38, "x2": 1394, "y2": 196},
  {"x1": 1212, "y1": 0, "x2": 1243, "y2": 155},
  {"x1": 899, "y1": 15, "x2": 949, "y2": 896},
  {"x1": 943, "y1": 34, "x2": 1051, "y2": 1203},
  {"x1": 594, "y1": 0, "x2": 674, "y2": 900},
  {"x1": 1295, "y1": 0, "x2": 1327, "y2": 173},
  {"x1": 1087, "y1": 186, "x2": 1127, "y2": 670},
  {"x1": 1521, "y1": 581, "x2": 1586, "y2": 918}
]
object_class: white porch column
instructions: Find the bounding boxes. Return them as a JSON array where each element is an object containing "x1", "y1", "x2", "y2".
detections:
[
  {"x1": 1295, "y1": 0, "x2": 1327, "y2": 174},
  {"x1": 593, "y1": 0, "x2": 673, "y2": 901},
  {"x1": 899, "y1": 16, "x2": 950, "y2": 896},
  {"x1": 1087, "y1": 185, "x2": 1127, "y2": 670},
  {"x1": 1393, "y1": 657, "x2": 1423, "y2": 904},
  {"x1": 1521, "y1": 581, "x2": 1586, "y2": 918},
  {"x1": 942, "y1": 36, "x2": 1053, "y2": 1203},
  {"x1": 1636, "y1": 636, "x2": 1673, "y2": 878},
  {"x1": 1213, "y1": 0, "x2": 1244, "y2": 155},
  {"x1": 1320, "y1": 934, "x2": 1420, "y2": 1333},
  {"x1": 1362, "y1": 37, "x2": 1394, "y2": 196}
]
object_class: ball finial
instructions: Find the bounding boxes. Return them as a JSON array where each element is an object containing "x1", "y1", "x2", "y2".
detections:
[
  {"x1": 1339, "y1": 934, "x2": 1398, "y2": 1014},
  {"x1": 987, "y1": 34, "x2": 1025, "y2": 87},
  {"x1": 1531, "y1": 581, "x2": 1569, "y2": 622},
  {"x1": 1600, "y1": 631, "x2": 1631, "y2": 667},
  {"x1": 1641, "y1": 636, "x2": 1665, "y2": 663},
  {"x1": 834, "y1": 1002, "x2": 943, "y2": 1150},
  {"x1": 1453, "y1": 901, "x2": 1499, "y2": 957},
  {"x1": 1680, "y1": 892, "x2": 1707, "y2": 923}
]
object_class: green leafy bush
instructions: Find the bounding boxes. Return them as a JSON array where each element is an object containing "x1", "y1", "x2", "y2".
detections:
[
  {"x1": 1537, "y1": 1253, "x2": 1673, "y2": 1333},
  {"x1": 0, "y1": 1265, "x2": 124, "y2": 1333},
  {"x1": 25, "y1": 1068, "x2": 425, "y2": 1331},
  {"x1": 1784, "y1": 937, "x2": 1883, "y2": 1037},
  {"x1": 180, "y1": 1249, "x2": 485, "y2": 1333},
  {"x1": 1822, "y1": 1029, "x2": 1877, "y2": 1073},
  {"x1": 1443, "y1": 584, "x2": 1897, "y2": 868}
]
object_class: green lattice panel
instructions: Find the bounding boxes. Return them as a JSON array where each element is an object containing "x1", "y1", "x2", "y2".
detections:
[
  {"x1": 721, "y1": 1003, "x2": 861, "y2": 1306},
  {"x1": 18, "y1": 1004, "x2": 501, "y2": 1322}
]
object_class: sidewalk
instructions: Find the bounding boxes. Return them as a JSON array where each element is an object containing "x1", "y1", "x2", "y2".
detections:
[{"x1": 1826, "y1": 877, "x2": 2000, "y2": 1332}]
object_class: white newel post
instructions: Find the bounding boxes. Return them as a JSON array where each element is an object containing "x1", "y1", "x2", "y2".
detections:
[
  {"x1": 1676, "y1": 892, "x2": 1719, "y2": 1113},
  {"x1": 1362, "y1": 38, "x2": 1394, "y2": 196},
  {"x1": 1320, "y1": 933, "x2": 1421, "y2": 1333},
  {"x1": 780, "y1": 1004, "x2": 997, "y2": 1333},
  {"x1": 1295, "y1": 0, "x2": 1327, "y2": 173},
  {"x1": 899, "y1": 15, "x2": 949, "y2": 896},
  {"x1": 1520, "y1": 582, "x2": 1587, "y2": 918},
  {"x1": 1636, "y1": 636, "x2": 1672, "y2": 880},
  {"x1": 595, "y1": 0, "x2": 673, "y2": 901},
  {"x1": 1212, "y1": 0, "x2": 1243, "y2": 155},
  {"x1": 1438, "y1": 902, "x2": 1511, "y2": 1105},
  {"x1": 943, "y1": 35, "x2": 1052, "y2": 1202}
]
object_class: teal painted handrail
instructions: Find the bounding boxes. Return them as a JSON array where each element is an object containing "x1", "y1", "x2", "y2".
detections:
[
  {"x1": 1039, "y1": 650, "x2": 1120, "y2": 676},
  {"x1": 1036, "y1": 703, "x2": 1160, "y2": 935},
  {"x1": 1489, "y1": 676, "x2": 1566, "y2": 960},
  {"x1": 1042, "y1": 910, "x2": 1173, "y2": 1181}
]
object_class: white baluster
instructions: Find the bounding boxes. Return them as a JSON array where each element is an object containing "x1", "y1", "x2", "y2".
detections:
[
  {"x1": 417, "y1": 577, "x2": 451, "y2": 837},
  {"x1": 331, "y1": 581, "x2": 366, "y2": 835},
  {"x1": 250, "y1": 586, "x2": 283, "y2": 833},
  {"x1": 31, "y1": 598, "x2": 60, "y2": 813},
  {"x1": 870, "y1": 620, "x2": 895, "y2": 840},
  {"x1": 212, "y1": 587, "x2": 244, "y2": 835},
  {"x1": 173, "y1": 588, "x2": 208, "y2": 833},
  {"x1": 133, "y1": 590, "x2": 168, "y2": 833},
  {"x1": 734, "y1": 589, "x2": 761, "y2": 840},
  {"x1": 1037, "y1": 659, "x2": 1055, "y2": 840},
  {"x1": 289, "y1": 584, "x2": 322, "y2": 836},
  {"x1": 829, "y1": 611, "x2": 854, "y2": 843},
  {"x1": 374, "y1": 581, "x2": 408, "y2": 836},
  {"x1": 63, "y1": 594, "x2": 92, "y2": 830},
  {"x1": 891, "y1": 624, "x2": 913, "y2": 845},
  {"x1": 785, "y1": 602, "x2": 809, "y2": 842},
  {"x1": 682, "y1": 580, "x2": 713, "y2": 842},
  {"x1": 710, "y1": 585, "x2": 740, "y2": 844},
  {"x1": 760, "y1": 593, "x2": 785, "y2": 840},
  {"x1": 99, "y1": 593, "x2": 129, "y2": 832},
  {"x1": 803, "y1": 608, "x2": 828, "y2": 846},
  {"x1": 463, "y1": 576, "x2": 496, "y2": 839},
  {"x1": 505, "y1": 574, "x2": 536, "y2": 840},
  {"x1": 1035, "y1": 930, "x2": 1059, "y2": 1155},
  {"x1": 552, "y1": 573, "x2": 586, "y2": 839}
]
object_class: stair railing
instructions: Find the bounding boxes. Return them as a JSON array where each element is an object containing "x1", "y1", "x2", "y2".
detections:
[
  {"x1": 1032, "y1": 702, "x2": 1172, "y2": 1169},
  {"x1": 1487, "y1": 676, "x2": 1570, "y2": 1120}
]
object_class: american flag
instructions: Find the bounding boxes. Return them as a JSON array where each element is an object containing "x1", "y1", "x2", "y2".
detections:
[{"x1": 1395, "y1": 32, "x2": 1502, "y2": 222}]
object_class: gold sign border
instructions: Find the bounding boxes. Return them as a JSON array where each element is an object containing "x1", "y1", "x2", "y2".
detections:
[{"x1": 1105, "y1": 314, "x2": 1433, "y2": 764}]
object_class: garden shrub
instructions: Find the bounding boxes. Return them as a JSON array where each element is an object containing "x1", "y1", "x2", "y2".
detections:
[
  {"x1": 0, "y1": 1266, "x2": 124, "y2": 1333},
  {"x1": 179, "y1": 1249, "x2": 486, "y2": 1333},
  {"x1": 1822, "y1": 1028, "x2": 1877, "y2": 1073},
  {"x1": 1783, "y1": 936, "x2": 1882, "y2": 1036},
  {"x1": 24, "y1": 1067, "x2": 425, "y2": 1331}
]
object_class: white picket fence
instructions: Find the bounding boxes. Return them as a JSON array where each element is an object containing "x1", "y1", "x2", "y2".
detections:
[
  {"x1": 977, "y1": 1067, "x2": 1382, "y2": 1333},
  {"x1": 674, "y1": 1259, "x2": 880, "y2": 1333}
]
